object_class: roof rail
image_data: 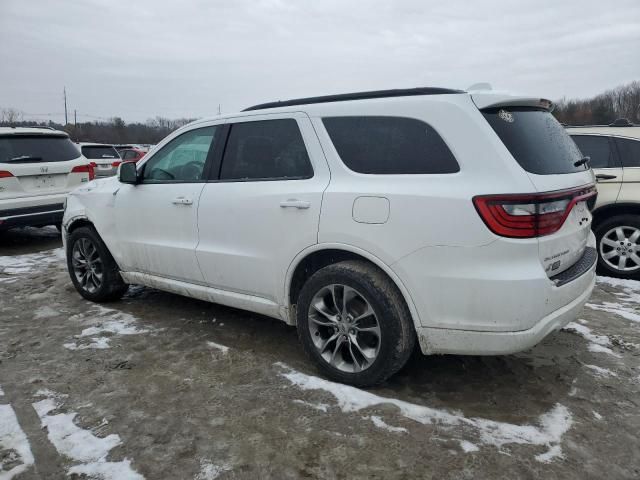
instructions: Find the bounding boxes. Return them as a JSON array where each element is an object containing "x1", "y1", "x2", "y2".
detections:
[{"x1": 243, "y1": 87, "x2": 465, "y2": 111}]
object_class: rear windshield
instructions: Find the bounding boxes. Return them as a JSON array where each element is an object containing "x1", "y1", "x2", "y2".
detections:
[
  {"x1": 482, "y1": 108, "x2": 586, "y2": 175},
  {"x1": 81, "y1": 145, "x2": 120, "y2": 159},
  {"x1": 0, "y1": 135, "x2": 80, "y2": 163}
]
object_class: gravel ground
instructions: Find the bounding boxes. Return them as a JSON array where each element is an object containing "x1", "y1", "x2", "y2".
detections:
[{"x1": 1, "y1": 226, "x2": 639, "y2": 480}]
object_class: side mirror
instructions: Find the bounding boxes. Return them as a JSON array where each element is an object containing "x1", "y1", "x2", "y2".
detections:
[{"x1": 118, "y1": 161, "x2": 138, "y2": 184}]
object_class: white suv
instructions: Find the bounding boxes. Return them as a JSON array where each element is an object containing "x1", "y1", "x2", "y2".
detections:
[
  {"x1": 63, "y1": 88, "x2": 597, "y2": 386},
  {"x1": 0, "y1": 127, "x2": 94, "y2": 231},
  {"x1": 78, "y1": 143, "x2": 122, "y2": 178},
  {"x1": 567, "y1": 121, "x2": 640, "y2": 279}
]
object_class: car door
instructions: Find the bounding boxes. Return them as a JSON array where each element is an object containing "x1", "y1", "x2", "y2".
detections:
[
  {"x1": 196, "y1": 113, "x2": 330, "y2": 305},
  {"x1": 571, "y1": 134, "x2": 622, "y2": 207},
  {"x1": 615, "y1": 136, "x2": 640, "y2": 203},
  {"x1": 114, "y1": 124, "x2": 222, "y2": 282}
]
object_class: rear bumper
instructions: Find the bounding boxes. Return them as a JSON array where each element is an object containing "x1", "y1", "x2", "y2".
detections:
[
  {"x1": 417, "y1": 267, "x2": 596, "y2": 355},
  {"x1": 0, "y1": 194, "x2": 67, "y2": 230},
  {"x1": 94, "y1": 166, "x2": 117, "y2": 177}
]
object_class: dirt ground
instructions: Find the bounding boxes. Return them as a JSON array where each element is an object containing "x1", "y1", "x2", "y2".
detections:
[{"x1": 1, "y1": 227, "x2": 639, "y2": 480}]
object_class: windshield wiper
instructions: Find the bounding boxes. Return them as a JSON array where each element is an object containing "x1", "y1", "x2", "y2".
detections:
[
  {"x1": 7, "y1": 155, "x2": 43, "y2": 163},
  {"x1": 574, "y1": 156, "x2": 590, "y2": 168}
]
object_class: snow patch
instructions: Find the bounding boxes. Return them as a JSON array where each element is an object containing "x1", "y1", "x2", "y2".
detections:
[
  {"x1": 587, "y1": 302, "x2": 640, "y2": 323},
  {"x1": 34, "y1": 306, "x2": 59, "y2": 319},
  {"x1": 32, "y1": 392, "x2": 143, "y2": 479},
  {"x1": 292, "y1": 399, "x2": 330, "y2": 412},
  {"x1": 369, "y1": 415, "x2": 407, "y2": 433},
  {"x1": 592, "y1": 411, "x2": 602, "y2": 420},
  {"x1": 277, "y1": 363, "x2": 572, "y2": 461},
  {"x1": 0, "y1": 402, "x2": 35, "y2": 479},
  {"x1": 206, "y1": 341, "x2": 229, "y2": 354},
  {"x1": 64, "y1": 337, "x2": 111, "y2": 350},
  {"x1": 584, "y1": 364, "x2": 617, "y2": 377},
  {"x1": 459, "y1": 440, "x2": 479, "y2": 453},
  {"x1": 535, "y1": 444, "x2": 563, "y2": 463},
  {"x1": 563, "y1": 322, "x2": 621, "y2": 357},
  {"x1": 195, "y1": 459, "x2": 232, "y2": 480},
  {"x1": 0, "y1": 248, "x2": 64, "y2": 278}
]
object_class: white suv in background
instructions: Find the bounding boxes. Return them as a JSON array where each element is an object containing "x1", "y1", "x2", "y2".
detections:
[
  {"x1": 567, "y1": 120, "x2": 640, "y2": 279},
  {"x1": 0, "y1": 127, "x2": 93, "y2": 231},
  {"x1": 63, "y1": 87, "x2": 597, "y2": 386},
  {"x1": 78, "y1": 142, "x2": 121, "y2": 178}
]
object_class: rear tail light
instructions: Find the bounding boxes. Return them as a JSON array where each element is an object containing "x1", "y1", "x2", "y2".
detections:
[
  {"x1": 112, "y1": 161, "x2": 122, "y2": 168},
  {"x1": 0, "y1": 170, "x2": 14, "y2": 178},
  {"x1": 71, "y1": 164, "x2": 96, "y2": 181},
  {"x1": 473, "y1": 185, "x2": 597, "y2": 238}
]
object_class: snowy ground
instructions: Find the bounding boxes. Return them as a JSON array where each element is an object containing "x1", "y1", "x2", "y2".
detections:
[{"x1": 1, "y1": 226, "x2": 640, "y2": 479}]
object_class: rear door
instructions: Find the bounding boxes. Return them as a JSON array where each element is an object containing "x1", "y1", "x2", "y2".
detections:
[
  {"x1": 571, "y1": 134, "x2": 622, "y2": 207},
  {"x1": 615, "y1": 136, "x2": 640, "y2": 203},
  {"x1": 196, "y1": 113, "x2": 330, "y2": 304},
  {"x1": 0, "y1": 133, "x2": 89, "y2": 200},
  {"x1": 481, "y1": 107, "x2": 595, "y2": 276},
  {"x1": 114, "y1": 125, "x2": 221, "y2": 282}
]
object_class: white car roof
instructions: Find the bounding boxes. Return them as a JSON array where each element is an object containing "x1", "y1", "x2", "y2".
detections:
[
  {"x1": 77, "y1": 142, "x2": 116, "y2": 147},
  {"x1": 566, "y1": 126, "x2": 640, "y2": 140},
  {"x1": 0, "y1": 127, "x2": 68, "y2": 136}
]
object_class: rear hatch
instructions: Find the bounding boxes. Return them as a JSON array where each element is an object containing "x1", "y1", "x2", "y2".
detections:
[
  {"x1": 0, "y1": 133, "x2": 91, "y2": 198},
  {"x1": 473, "y1": 94, "x2": 596, "y2": 278},
  {"x1": 81, "y1": 145, "x2": 121, "y2": 172}
]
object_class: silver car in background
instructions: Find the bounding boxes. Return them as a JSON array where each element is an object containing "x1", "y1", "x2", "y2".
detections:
[{"x1": 77, "y1": 143, "x2": 121, "y2": 177}]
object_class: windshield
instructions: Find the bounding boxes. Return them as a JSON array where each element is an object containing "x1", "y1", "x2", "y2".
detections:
[
  {"x1": 81, "y1": 145, "x2": 120, "y2": 159},
  {"x1": 482, "y1": 108, "x2": 586, "y2": 175},
  {"x1": 0, "y1": 135, "x2": 80, "y2": 163}
]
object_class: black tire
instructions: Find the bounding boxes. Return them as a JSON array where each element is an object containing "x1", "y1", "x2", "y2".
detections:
[
  {"x1": 594, "y1": 214, "x2": 640, "y2": 280},
  {"x1": 66, "y1": 226, "x2": 128, "y2": 302},
  {"x1": 296, "y1": 260, "x2": 416, "y2": 387}
]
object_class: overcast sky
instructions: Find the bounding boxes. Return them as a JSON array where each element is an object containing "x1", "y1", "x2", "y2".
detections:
[{"x1": 1, "y1": 0, "x2": 639, "y2": 123}]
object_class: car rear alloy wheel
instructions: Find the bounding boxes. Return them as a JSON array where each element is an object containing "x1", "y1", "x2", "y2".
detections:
[
  {"x1": 72, "y1": 237, "x2": 104, "y2": 293},
  {"x1": 308, "y1": 284, "x2": 381, "y2": 373},
  {"x1": 599, "y1": 226, "x2": 640, "y2": 273}
]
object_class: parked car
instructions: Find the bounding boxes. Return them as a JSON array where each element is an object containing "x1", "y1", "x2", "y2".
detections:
[
  {"x1": 78, "y1": 143, "x2": 121, "y2": 177},
  {"x1": 119, "y1": 148, "x2": 146, "y2": 163},
  {"x1": 567, "y1": 120, "x2": 640, "y2": 280},
  {"x1": 0, "y1": 127, "x2": 94, "y2": 231},
  {"x1": 63, "y1": 87, "x2": 597, "y2": 386}
]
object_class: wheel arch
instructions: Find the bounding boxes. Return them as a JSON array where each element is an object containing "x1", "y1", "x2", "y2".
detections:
[
  {"x1": 284, "y1": 243, "x2": 422, "y2": 329},
  {"x1": 592, "y1": 203, "x2": 640, "y2": 228}
]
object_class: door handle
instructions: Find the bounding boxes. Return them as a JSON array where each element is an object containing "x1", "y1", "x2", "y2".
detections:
[
  {"x1": 280, "y1": 199, "x2": 311, "y2": 209},
  {"x1": 595, "y1": 174, "x2": 617, "y2": 181},
  {"x1": 172, "y1": 196, "x2": 193, "y2": 205}
]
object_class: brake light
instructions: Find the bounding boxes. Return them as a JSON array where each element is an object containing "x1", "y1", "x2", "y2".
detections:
[
  {"x1": 71, "y1": 164, "x2": 95, "y2": 181},
  {"x1": 0, "y1": 171, "x2": 14, "y2": 178},
  {"x1": 112, "y1": 161, "x2": 122, "y2": 168},
  {"x1": 473, "y1": 185, "x2": 597, "y2": 238}
]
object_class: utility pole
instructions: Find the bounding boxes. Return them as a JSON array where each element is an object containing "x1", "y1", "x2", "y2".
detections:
[
  {"x1": 217, "y1": 104, "x2": 221, "y2": 115},
  {"x1": 74, "y1": 109, "x2": 77, "y2": 128},
  {"x1": 63, "y1": 86, "x2": 68, "y2": 125}
]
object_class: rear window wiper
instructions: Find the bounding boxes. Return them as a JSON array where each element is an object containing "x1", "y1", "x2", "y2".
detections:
[
  {"x1": 573, "y1": 156, "x2": 590, "y2": 168},
  {"x1": 6, "y1": 155, "x2": 44, "y2": 163}
]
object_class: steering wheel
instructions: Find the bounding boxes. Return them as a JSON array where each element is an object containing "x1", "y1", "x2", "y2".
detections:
[
  {"x1": 150, "y1": 167, "x2": 175, "y2": 180},
  {"x1": 180, "y1": 161, "x2": 203, "y2": 181}
]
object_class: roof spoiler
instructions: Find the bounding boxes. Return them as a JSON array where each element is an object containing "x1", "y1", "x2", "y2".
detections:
[{"x1": 471, "y1": 93, "x2": 554, "y2": 112}]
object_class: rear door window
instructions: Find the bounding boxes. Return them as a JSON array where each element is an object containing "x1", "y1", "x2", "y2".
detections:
[
  {"x1": 81, "y1": 145, "x2": 120, "y2": 160},
  {"x1": 0, "y1": 135, "x2": 80, "y2": 163},
  {"x1": 482, "y1": 108, "x2": 585, "y2": 175},
  {"x1": 322, "y1": 116, "x2": 459, "y2": 174},
  {"x1": 615, "y1": 138, "x2": 640, "y2": 167},
  {"x1": 220, "y1": 119, "x2": 313, "y2": 181},
  {"x1": 571, "y1": 135, "x2": 619, "y2": 169}
]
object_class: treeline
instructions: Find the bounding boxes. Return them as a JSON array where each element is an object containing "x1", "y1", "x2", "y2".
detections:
[
  {"x1": 553, "y1": 81, "x2": 640, "y2": 126},
  {"x1": 0, "y1": 113, "x2": 197, "y2": 145}
]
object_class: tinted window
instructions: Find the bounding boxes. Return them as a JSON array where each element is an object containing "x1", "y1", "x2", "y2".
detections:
[
  {"x1": 81, "y1": 145, "x2": 120, "y2": 159},
  {"x1": 142, "y1": 127, "x2": 216, "y2": 183},
  {"x1": 122, "y1": 150, "x2": 136, "y2": 160},
  {"x1": 571, "y1": 135, "x2": 617, "y2": 169},
  {"x1": 220, "y1": 119, "x2": 313, "y2": 180},
  {"x1": 482, "y1": 108, "x2": 585, "y2": 175},
  {"x1": 615, "y1": 138, "x2": 640, "y2": 167},
  {"x1": 323, "y1": 116, "x2": 458, "y2": 174},
  {"x1": 0, "y1": 135, "x2": 80, "y2": 163}
]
